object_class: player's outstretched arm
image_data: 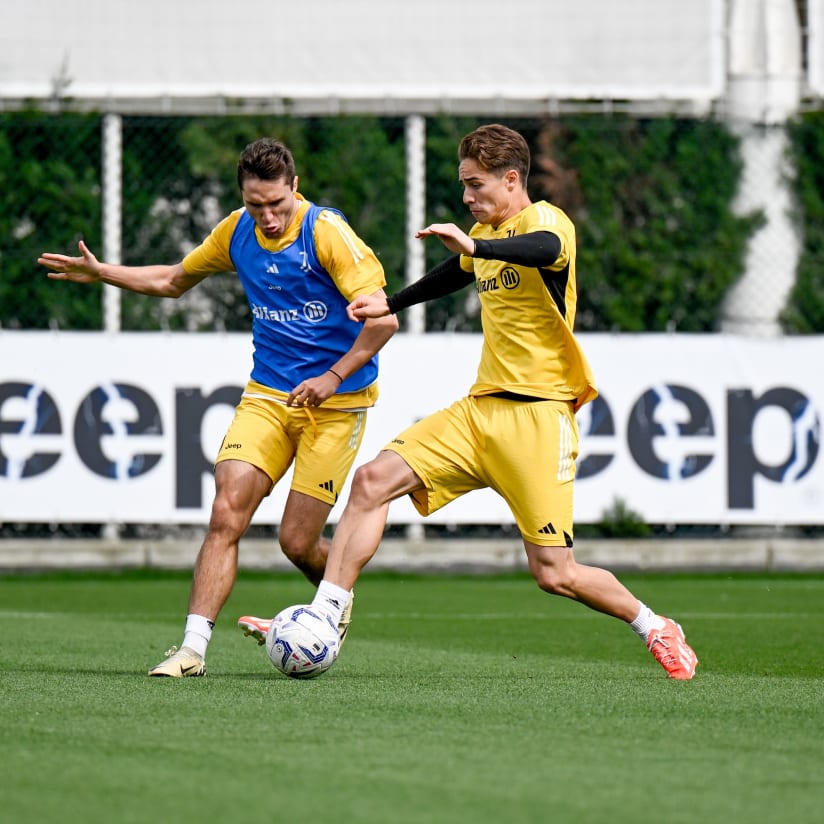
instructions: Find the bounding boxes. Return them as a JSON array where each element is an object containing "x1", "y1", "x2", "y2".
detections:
[
  {"x1": 354, "y1": 257, "x2": 475, "y2": 321},
  {"x1": 347, "y1": 293, "x2": 390, "y2": 321},
  {"x1": 415, "y1": 222, "x2": 475, "y2": 256},
  {"x1": 38, "y1": 240, "x2": 104, "y2": 284},
  {"x1": 38, "y1": 240, "x2": 204, "y2": 298}
]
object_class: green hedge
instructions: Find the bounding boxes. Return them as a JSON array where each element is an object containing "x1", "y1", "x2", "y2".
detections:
[
  {"x1": 0, "y1": 113, "x2": 103, "y2": 330},
  {"x1": 3, "y1": 113, "x2": 763, "y2": 333},
  {"x1": 415, "y1": 116, "x2": 761, "y2": 333},
  {"x1": 782, "y1": 109, "x2": 824, "y2": 333}
]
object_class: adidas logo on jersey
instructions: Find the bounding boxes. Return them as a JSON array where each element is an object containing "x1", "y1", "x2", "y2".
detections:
[{"x1": 265, "y1": 262, "x2": 279, "y2": 274}]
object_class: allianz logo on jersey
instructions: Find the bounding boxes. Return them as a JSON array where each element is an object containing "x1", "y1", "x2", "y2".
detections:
[
  {"x1": 476, "y1": 266, "x2": 521, "y2": 294},
  {"x1": 251, "y1": 301, "x2": 329, "y2": 323}
]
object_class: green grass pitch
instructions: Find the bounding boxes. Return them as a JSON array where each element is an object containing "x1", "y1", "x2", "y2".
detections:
[{"x1": 1, "y1": 569, "x2": 822, "y2": 823}]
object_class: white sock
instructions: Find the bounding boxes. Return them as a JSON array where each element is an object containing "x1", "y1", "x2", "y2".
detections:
[
  {"x1": 312, "y1": 580, "x2": 352, "y2": 625},
  {"x1": 629, "y1": 602, "x2": 663, "y2": 642},
  {"x1": 182, "y1": 614, "x2": 214, "y2": 658}
]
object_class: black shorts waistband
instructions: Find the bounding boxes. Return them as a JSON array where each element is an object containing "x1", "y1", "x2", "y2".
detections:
[{"x1": 486, "y1": 391, "x2": 550, "y2": 403}]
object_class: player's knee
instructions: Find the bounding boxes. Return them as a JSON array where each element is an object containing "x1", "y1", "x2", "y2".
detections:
[
  {"x1": 349, "y1": 461, "x2": 389, "y2": 506},
  {"x1": 532, "y1": 562, "x2": 576, "y2": 597},
  {"x1": 278, "y1": 525, "x2": 312, "y2": 562},
  {"x1": 208, "y1": 494, "x2": 249, "y2": 539}
]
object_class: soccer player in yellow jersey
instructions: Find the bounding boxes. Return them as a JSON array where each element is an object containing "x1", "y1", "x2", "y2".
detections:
[
  {"x1": 308, "y1": 124, "x2": 698, "y2": 679},
  {"x1": 38, "y1": 138, "x2": 398, "y2": 677}
]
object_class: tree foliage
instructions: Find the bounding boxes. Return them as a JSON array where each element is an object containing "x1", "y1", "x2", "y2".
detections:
[
  {"x1": 531, "y1": 116, "x2": 761, "y2": 332},
  {"x1": 781, "y1": 110, "x2": 824, "y2": 333},
  {"x1": 0, "y1": 113, "x2": 103, "y2": 329},
  {"x1": 413, "y1": 116, "x2": 760, "y2": 333},
  {"x1": 2, "y1": 112, "x2": 763, "y2": 334},
  {"x1": 118, "y1": 116, "x2": 408, "y2": 331}
]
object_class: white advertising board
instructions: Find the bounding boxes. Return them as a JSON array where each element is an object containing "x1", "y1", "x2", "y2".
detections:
[{"x1": 0, "y1": 331, "x2": 821, "y2": 527}]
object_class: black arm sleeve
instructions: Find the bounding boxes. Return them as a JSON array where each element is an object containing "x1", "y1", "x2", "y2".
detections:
[
  {"x1": 386, "y1": 255, "x2": 475, "y2": 314},
  {"x1": 473, "y1": 231, "x2": 562, "y2": 268}
]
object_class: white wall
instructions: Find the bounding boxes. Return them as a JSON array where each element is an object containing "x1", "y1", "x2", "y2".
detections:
[{"x1": 1, "y1": 331, "x2": 821, "y2": 527}]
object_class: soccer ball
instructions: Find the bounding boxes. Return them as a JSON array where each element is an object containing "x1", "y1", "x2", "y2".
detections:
[{"x1": 265, "y1": 604, "x2": 339, "y2": 679}]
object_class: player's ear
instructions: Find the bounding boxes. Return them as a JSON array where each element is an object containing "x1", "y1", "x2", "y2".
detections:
[{"x1": 292, "y1": 175, "x2": 299, "y2": 192}]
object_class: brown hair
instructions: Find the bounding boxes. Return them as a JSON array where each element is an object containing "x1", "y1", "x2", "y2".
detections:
[
  {"x1": 237, "y1": 138, "x2": 297, "y2": 189},
  {"x1": 458, "y1": 124, "x2": 530, "y2": 185}
]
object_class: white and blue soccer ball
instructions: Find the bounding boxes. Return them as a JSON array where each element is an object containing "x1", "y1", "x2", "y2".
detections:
[{"x1": 265, "y1": 604, "x2": 339, "y2": 679}]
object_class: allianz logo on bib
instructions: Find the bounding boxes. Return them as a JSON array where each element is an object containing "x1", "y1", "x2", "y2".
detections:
[
  {"x1": 251, "y1": 304, "x2": 299, "y2": 322},
  {"x1": 303, "y1": 301, "x2": 328, "y2": 322},
  {"x1": 250, "y1": 301, "x2": 329, "y2": 323}
]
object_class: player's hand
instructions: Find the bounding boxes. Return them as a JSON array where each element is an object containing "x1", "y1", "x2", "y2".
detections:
[
  {"x1": 347, "y1": 294, "x2": 390, "y2": 322},
  {"x1": 38, "y1": 240, "x2": 103, "y2": 283},
  {"x1": 287, "y1": 371, "x2": 340, "y2": 407},
  {"x1": 415, "y1": 223, "x2": 474, "y2": 256}
]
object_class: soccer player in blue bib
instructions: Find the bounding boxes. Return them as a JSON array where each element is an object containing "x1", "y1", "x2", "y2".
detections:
[
  {"x1": 309, "y1": 124, "x2": 698, "y2": 679},
  {"x1": 39, "y1": 138, "x2": 398, "y2": 676}
]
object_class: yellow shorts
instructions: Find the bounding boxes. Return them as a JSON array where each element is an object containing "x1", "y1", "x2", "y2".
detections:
[
  {"x1": 385, "y1": 394, "x2": 578, "y2": 546},
  {"x1": 215, "y1": 387, "x2": 368, "y2": 506}
]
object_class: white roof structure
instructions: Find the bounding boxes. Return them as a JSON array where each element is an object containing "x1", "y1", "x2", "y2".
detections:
[{"x1": 2, "y1": 0, "x2": 726, "y2": 114}]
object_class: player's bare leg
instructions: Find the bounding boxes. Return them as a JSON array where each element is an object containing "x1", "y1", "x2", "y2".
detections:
[
  {"x1": 304, "y1": 451, "x2": 423, "y2": 636},
  {"x1": 149, "y1": 459, "x2": 270, "y2": 676},
  {"x1": 278, "y1": 490, "x2": 334, "y2": 586},
  {"x1": 188, "y1": 460, "x2": 272, "y2": 618},
  {"x1": 238, "y1": 490, "x2": 335, "y2": 645},
  {"x1": 305, "y1": 451, "x2": 420, "y2": 641},
  {"x1": 524, "y1": 542, "x2": 697, "y2": 678},
  {"x1": 322, "y1": 450, "x2": 423, "y2": 591},
  {"x1": 524, "y1": 543, "x2": 640, "y2": 620}
]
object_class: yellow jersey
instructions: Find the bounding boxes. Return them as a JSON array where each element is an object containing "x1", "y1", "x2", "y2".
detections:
[{"x1": 461, "y1": 200, "x2": 597, "y2": 411}]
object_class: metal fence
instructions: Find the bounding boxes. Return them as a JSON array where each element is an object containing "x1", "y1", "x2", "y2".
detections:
[{"x1": 1, "y1": 111, "x2": 808, "y2": 336}]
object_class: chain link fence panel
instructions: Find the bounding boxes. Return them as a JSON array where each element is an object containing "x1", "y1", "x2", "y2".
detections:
[{"x1": 1, "y1": 111, "x2": 813, "y2": 334}]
